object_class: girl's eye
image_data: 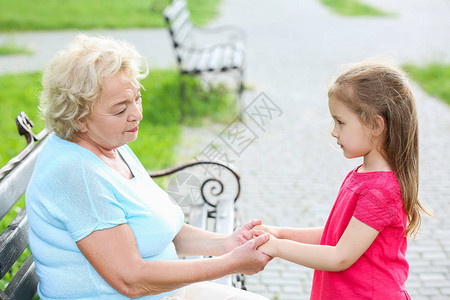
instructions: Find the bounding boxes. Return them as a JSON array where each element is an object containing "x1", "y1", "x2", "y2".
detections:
[{"x1": 337, "y1": 120, "x2": 344, "y2": 125}]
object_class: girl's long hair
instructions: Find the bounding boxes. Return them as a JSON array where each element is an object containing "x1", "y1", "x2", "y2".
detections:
[{"x1": 328, "y1": 61, "x2": 432, "y2": 238}]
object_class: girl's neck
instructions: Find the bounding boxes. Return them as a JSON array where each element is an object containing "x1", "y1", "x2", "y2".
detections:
[{"x1": 359, "y1": 149, "x2": 392, "y2": 173}]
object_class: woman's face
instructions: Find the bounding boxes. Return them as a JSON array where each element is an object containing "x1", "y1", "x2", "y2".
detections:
[{"x1": 78, "y1": 73, "x2": 143, "y2": 150}]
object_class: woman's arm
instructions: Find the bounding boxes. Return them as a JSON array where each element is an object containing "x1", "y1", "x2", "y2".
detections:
[
  {"x1": 173, "y1": 224, "x2": 226, "y2": 257},
  {"x1": 254, "y1": 225, "x2": 324, "y2": 245},
  {"x1": 174, "y1": 220, "x2": 265, "y2": 257},
  {"x1": 77, "y1": 223, "x2": 271, "y2": 298},
  {"x1": 258, "y1": 217, "x2": 378, "y2": 272}
]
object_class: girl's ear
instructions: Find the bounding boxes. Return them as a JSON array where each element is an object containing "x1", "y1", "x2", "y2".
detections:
[{"x1": 372, "y1": 115, "x2": 385, "y2": 137}]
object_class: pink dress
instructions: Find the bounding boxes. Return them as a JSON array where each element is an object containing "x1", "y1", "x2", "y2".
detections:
[{"x1": 310, "y1": 166, "x2": 410, "y2": 300}]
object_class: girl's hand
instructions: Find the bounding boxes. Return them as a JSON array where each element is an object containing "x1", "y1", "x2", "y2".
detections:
[
  {"x1": 257, "y1": 234, "x2": 279, "y2": 257},
  {"x1": 227, "y1": 233, "x2": 272, "y2": 275},
  {"x1": 253, "y1": 224, "x2": 280, "y2": 238},
  {"x1": 223, "y1": 220, "x2": 266, "y2": 253}
]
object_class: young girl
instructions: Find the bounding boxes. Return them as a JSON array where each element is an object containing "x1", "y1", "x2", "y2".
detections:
[{"x1": 256, "y1": 61, "x2": 431, "y2": 299}]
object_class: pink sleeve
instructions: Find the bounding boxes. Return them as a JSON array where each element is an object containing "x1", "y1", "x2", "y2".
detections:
[{"x1": 353, "y1": 187, "x2": 399, "y2": 232}]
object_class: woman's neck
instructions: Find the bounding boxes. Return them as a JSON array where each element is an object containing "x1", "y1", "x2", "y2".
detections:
[{"x1": 74, "y1": 134, "x2": 117, "y2": 159}]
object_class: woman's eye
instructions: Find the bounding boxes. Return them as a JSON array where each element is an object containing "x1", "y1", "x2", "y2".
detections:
[
  {"x1": 115, "y1": 108, "x2": 126, "y2": 115},
  {"x1": 135, "y1": 95, "x2": 142, "y2": 103}
]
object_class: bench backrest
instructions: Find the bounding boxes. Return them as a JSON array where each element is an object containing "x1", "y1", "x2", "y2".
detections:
[
  {"x1": 0, "y1": 134, "x2": 48, "y2": 300},
  {"x1": 163, "y1": 0, "x2": 194, "y2": 64}
]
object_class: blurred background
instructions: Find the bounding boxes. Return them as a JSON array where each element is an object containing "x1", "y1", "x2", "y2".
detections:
[{"x1": 1, "y1": 0, "x2": 449, "y2": 299}]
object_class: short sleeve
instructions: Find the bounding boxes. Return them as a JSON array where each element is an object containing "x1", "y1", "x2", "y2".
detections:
[
  {"x1": 353, "y1": 187, "x2": 399, "y2": 232},
  {"x1": 43, "y1": 155, "x2": 127, "y2": 242}
]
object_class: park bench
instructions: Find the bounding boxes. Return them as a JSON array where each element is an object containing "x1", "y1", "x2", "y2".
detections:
[
  {"x1": 162, "y1": 0, "x2": 246, "y2": 110},
  {"x1": 0, "y1": 112, "x2": 244, "y2": 300}
]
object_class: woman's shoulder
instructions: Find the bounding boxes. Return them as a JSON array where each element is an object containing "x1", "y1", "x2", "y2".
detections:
[{"x1": 37, "y1": 134, "x2": 100, "y2": 174}]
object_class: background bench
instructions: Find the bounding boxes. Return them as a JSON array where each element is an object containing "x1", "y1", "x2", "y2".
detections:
[
  {"x1": 163, "y1": 0, "x2": 246, "y2": 111},
  {"x1": 0, "y1": 112, "x2": 244, "y2": 300}
]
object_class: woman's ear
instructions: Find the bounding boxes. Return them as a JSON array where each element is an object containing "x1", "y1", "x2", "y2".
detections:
[
  {"x1": 372, "y1": 115, "x2": 385, "y2": 137},
  {"x1": 77, "y1": 118, "x2": 88, "y2": 133}
]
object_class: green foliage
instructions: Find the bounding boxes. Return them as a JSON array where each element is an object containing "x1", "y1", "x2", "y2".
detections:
[
  {"x1": 131, "y1": 70, "x2": 237, "y2": 169},
  {"x1": 0, "y1": 72, "x2": 44, "y2": 166},
  {"x1": 404, "y1": 63, "x2": 450, "y2": 106},
  {"x1": 320, "y1": 0, "x2": 391, "y2": 16},
  {"x1": 0, "y1": 69, "x2": 236, "y2": 292},
  {"x1": 0, "y1": 40, "x2": 33, "y2": 56},
  {"x1": 0, "y1": 0, "x2": 221, "y2": 32}
]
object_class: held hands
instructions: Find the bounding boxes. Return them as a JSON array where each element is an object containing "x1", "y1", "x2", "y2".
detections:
[
  {"x1": 223, "y1": 220, "x2": 268, "y2": 253},
  {"x1": 251, "y1": 225, "x2": 279, "y2": 257},
  {"x1": 227, "y1": 233, "x2": 272, "y2": 275},
  {"x1": 252, "y1": 224, "x2": 280, "y2": 238},
  {"x1": 221, "y1": 220, "x2": 273, "y2": 275}
]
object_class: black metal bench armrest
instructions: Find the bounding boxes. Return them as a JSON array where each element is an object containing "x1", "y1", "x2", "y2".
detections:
[{"x1": 148, "y1": 160, "x2": 241, "y2": 207}]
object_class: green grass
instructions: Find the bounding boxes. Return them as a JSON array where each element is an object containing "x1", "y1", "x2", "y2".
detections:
[
  {"x1": 0, "y1": 69, "x2": 236, "y2": 291},
  {"x1": 320, "y1": 0, "x2": 390, "y2": 16},
  {"x1": 0, "y1": 0, "x2": 220, "y2": 32},
  {"x1": 404, "y1": 63, "x2": 450, "y2": 106},
  {"x1": 0, "y1": 40, "x2": 33, "y2": 55}
]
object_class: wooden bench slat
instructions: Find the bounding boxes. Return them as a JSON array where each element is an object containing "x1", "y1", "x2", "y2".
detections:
[
  {"x1": 183, "y1": 51, "x2": 203, "y2": 74},
  {"x1": 171, "y1": 10, "x2": 191, "y2": 35},
  {"x1": 214, "y1": 199, "x2": 235, "y2": 235},
  {"x1": 232, "y1": 50, "x2": 245, "y2": 69},
  {"x1": 207, "y1": 47, "x2": 224, "y2": 72},
  {"x1": 185, "y1": 204, "x2": 209, "y2": 260},
  {"x1": 188, "y1": 204, "x2": 208, "y2": 230},
  {"x1": 173, "y1": 22, "x2": 193, "y2": 48},
  {"x1": 221, "y1": 46, "x2": 234, "y2": 70},
  {"x1": 0, "y1": 208, "x2": 29, "y2": 279},
  {"x1": 0, "y1": 136, "x2": 48, "y2": 220},
  {"x1": 195, "y1": 50, "x2": 213, "y2": 72},
  {"x1": 212, "y1": 199, "x2": 235, "y2": 286},
  {"x1": 163, "y1": 0, "x2": 187, "y2": 22},
  {"x1": 3, "y1": 255, "x2": 38, "y2": 300}
]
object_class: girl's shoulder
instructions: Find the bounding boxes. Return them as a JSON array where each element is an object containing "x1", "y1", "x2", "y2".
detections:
[{"x1": 346, "y1": 167, "x2": 401, "y2": 200}]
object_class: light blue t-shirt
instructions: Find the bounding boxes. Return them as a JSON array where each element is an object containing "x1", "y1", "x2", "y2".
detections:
[{"x1": 26, "y1": 134, "x2": 184, "y2": 300}]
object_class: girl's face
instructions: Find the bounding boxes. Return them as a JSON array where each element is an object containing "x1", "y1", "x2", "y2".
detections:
[
  {"x1": 328, "y1": 96, "x2": 374, "y2": 159},
  {"x1": 78, "y1": 72, "x2": 143, "y2": 151}
]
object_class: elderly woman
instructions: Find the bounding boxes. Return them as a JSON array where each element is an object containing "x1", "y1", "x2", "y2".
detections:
[{"x1": 25, "y1": 34, "x2": 270, "y2": 300}]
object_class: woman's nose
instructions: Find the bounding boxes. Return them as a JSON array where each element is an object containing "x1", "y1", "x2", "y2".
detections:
[{"x1": 129, "y1": 102, "x2": 143, "y2": 122}]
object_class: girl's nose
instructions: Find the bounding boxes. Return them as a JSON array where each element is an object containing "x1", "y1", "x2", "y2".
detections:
[{"x1": 331, "y1": 125, "x2": 338, "y2": 138}]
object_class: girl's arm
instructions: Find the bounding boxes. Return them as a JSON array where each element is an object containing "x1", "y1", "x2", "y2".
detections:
[
  {"x1": 173, "y1": 220, "x2": 265, "y2": 257},
  {"x1": 255, "y1": 225, "x2": 324, "y2": 245},
  {"x1": 77, "y1": 223, "x2": 271, "y2": 298},
  {"x1": 258, "y1": 217, "x2": 378, "y2": 272}
]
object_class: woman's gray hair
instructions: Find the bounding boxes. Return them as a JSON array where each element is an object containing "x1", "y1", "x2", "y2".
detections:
[{"x1": 39, "y1": 34, "x2": 148, "y2": 141}]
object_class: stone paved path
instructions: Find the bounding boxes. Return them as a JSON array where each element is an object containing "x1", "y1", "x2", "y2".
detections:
[{"x1": 1, "y1": 0, "x2": 450, "y2": 299}]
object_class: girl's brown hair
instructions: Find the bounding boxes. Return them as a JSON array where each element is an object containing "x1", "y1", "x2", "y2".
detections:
[{"x1": 328, "y1": 61, "x2": 431, "y2": 238}]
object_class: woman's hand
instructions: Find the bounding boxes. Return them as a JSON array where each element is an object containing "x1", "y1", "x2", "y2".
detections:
[
  {"x1": 226, "y1": 233, "x2": 272, "y2": 275},
  {"x1": 223, "y1": 220, "x2": 267, "y2": 253}
]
